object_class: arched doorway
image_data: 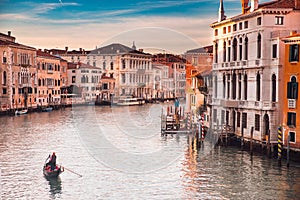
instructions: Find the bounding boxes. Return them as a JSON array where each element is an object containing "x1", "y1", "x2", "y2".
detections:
[{"x1": 263, "y1": 114, "x2": 270, "y2": 141}]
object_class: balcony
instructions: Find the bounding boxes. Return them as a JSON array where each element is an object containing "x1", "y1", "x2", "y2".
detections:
[{"x1": 220, "y1": 99, "x2": 239, "y2": 108}]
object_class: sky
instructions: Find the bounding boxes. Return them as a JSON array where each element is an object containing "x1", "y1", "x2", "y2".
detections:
[{"x1": 0, "y1": 0, "x2": 270, "y2": 54}]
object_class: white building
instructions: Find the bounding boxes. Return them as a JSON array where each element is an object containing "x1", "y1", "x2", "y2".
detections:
[
  {"x1": 67, "y1": 62, "x2": 102, "y2": 101},
  {"x1": 210, "y1": 0, "x2": 300, "y2": 142}
]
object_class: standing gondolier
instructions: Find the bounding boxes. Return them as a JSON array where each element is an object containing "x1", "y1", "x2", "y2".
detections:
[{"x1": 46, "y1": 152, "x2": 57, "y2": 171}]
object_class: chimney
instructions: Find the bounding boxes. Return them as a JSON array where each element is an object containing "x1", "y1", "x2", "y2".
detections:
[
  {"x1": 65, "y1": 46, "x2": 68, "y2": 52},
  {"x1": 139, "y1": 49, "x2": 143, "y2": 52},
  {"x1": 250, "y1": 0, "x2": 258, "y2": 12},
  {"x1": 8, "y1": 31, "x2": 11, "y2": 36},
  {"x1": 79, "y1": 48, "x2": 82, "y2": 52},
  {"x1": 296, "y1": 0, "x2": 300, "y2": 9},
  {"x1": 240, "y1": 0, "x2": 249, "y2": 14}
]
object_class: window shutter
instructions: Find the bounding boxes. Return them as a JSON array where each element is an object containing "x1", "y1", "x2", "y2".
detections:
[{"x1": 287, "y1": 82, "x2": 292, "y2": 98}]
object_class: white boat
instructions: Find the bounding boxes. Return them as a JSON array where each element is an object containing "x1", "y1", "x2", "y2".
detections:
[
  {"x1": 116, "y1": 97, "x2": 145, "y2": 106},
  {"x1": 15, "y1": 109, "x2": 28, "y2": 115},
  {"x1": 42, "y1": 107, "x2": 53, "y2": 112}
]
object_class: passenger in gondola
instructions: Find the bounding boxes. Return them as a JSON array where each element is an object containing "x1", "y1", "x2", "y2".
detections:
[{"x1": 46, "y1": 152, "x2": 57, "y2": 171}]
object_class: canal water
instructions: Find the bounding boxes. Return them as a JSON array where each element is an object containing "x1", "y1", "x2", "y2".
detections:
[{"x1": 0, "y1": 104, "x2": 299, "y2": 199}]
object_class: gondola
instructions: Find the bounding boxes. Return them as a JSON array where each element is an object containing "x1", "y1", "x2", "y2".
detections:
[{"x1": 43, "y1": 164, "x2": 64, "y2": 178}]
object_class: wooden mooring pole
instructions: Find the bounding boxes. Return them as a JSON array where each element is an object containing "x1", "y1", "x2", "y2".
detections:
[
  {"x1": 250, "y1": 127, "x2": 254, "y2": 156},
  {"x1": 267, "y1": 129, "x2": 271, "y2": 158},
  {"x1": 287, "y1": 131, "x2": 290, "y2": 168},
  {"x1": 277, "y1": 126, "x2": 282, "y2": 166}
]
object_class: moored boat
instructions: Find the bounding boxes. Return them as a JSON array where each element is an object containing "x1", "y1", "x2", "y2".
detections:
[
  {"x1": 42, "y1": 107, "x2": 53, "y2": 112},
  {"x1": 15, "y1": 109, "x2": 28, "y2": 115},
  {"x1": 43, "y1": 165, "x2": 64, "y2": 178},
  {"x1": 116, "y1": 96, "x2": 145, "y2": 106}
]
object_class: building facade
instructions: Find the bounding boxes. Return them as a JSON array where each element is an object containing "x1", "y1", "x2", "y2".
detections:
[
  {"x1": 0, "y1": 31, "x2": 37, "y2": 110},
  {"x1": 282, "y1": 32, "x2": 300, "y2": 149},
  {"x1": 36, "y1": 50, "x2": 62, "y2": 106},
  {"x1": 210, "y1": 0, "x2": 300, "y2": 142}
]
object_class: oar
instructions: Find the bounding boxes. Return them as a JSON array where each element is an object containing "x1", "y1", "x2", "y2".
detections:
[{"x1": 62, "y1": 166, "x2": 82, "y2": 177}]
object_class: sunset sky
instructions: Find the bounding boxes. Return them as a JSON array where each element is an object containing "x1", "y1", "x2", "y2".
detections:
[{"x1": 0, "y1": 0, "x2": 270, "y2": 54}]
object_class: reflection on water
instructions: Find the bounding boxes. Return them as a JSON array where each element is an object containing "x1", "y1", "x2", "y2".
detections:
[
  {"x1": 46, "y1": 176, "x2": 62, "y2": 199},
  {"x1": 0, "y1": 105, "x2": 300, "y2": 199}
]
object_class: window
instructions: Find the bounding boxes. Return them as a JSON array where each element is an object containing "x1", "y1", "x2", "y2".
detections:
[
  {"x1": 232, "y1": 73, "x2": 236, "y2": 99},
  {"x1": 2, "y1": 71, "x2": 7, "y2": 85},
  {"x1": 2, "y1": 88, "x2": 7, "y2": 94},
  {"x1": 93, "y1": 62, "x2": 96, "y2": 67},
  {"x1": 237, "y1": 112, "x2": 241, "y2": 127},
  {"x1": 72, "y1": 76, "x2": 76, "y2": 83},
  {"x1": 110, "y1": 62, "x2": 114, "y2": 70},
  {"x1": 227, "y1": 74, "x2": 230, "y2": 99},
  {"x1": 226, "y1": 111, "x2": 229, "y2": 125},
  {"x1": 233, "y1": 38, "x2": 237, "y2": 61},
  {"x1": 192, "y1": 57, "x2": 198, "y2": 66},
  {"x1": 255, "y1": 114, "x2": 260, "y2": 131},
  {"x1": 221, "y1": 110, "x2": 225, "y2": 125},
  {"x1": 239, "y1": 38, "x2": 243, "y2": 60},
  {"x1": 214, "y1": 42, "x2": 218, "y2": 63},
  {"x1": 244, "y1": 37, "x2": 248, "y2": 60},
  {"x1": 287, "y1": 76, "x2": 298, "y2": 99},
  {"x1": 244, "y1": 21, "x2": 248, "y2": 29},
  {"x1": 289, "y1": 44, "x2": 299, "y2": 62},
  {"x1": 275, "y1": 16, "x2": 284, "y2": 25},
  {"x1": 103, "y1": 61, "x2": 106, "y2": 70},
  {"x1": 289, "y1": 132, "x2": 296, "y2": 143},
  {"x1": 233, "y1": 24, "x2": 237, "y2": 31},
  {"x1": 228, "y1": 26, "x2": 231, "y2": 33},
  {"x1": 122, "y1": 60, "x2": 126, "y2": 69},
  {"x1": 215, "y1": 29, "x2": 218, "y2": 36},
  {"x1": 214, "y1": 76, "x2": 218, "y2": 98},
  {"x1": 227, "y1": 42, "x2": 231, "y2": 62},
  {"x1": 257, "y1": 34, "x2": 262, "y2": 59},
  {"x1": 272, "y1": 74, "x2": 276, "y2": 102},
  {"x1": 121, "y1": 73, "x2": 125, "y2": 83},
  {"x1": 223, "y1": 41, "x2": 226, "y2": 62},
  {"x1": 272, "y1": 44, "x2": 277, "y2": 58},
  {"x1": 287, "y1": 112, "x2": 296, "y2": 127},
  {"x1": 3, "y1": 51, "x2": 7, "y2": 63},
  {"x1": 223, "y1": 27, "x2": 226, "y2": 34},
  {"x1": 242, "y1": 113, "x2": 247, "y2": 128},
  {"x1": 238, "y1": 73, "x2": 242, "y2": 100},
  {"x1": 256, "y1": 73, "x2": 261, "y2": 101},
  {"x1": 239, "y1": 22, "x2": 243, "y2": 30},
  {"x1": 244, "y1": 74, "x2": 248, "y2": 100},
  {"x1": 257, "y1": 17, "x2": 262, "y2": 25},
  {"x1": 223, "y1": 74, "x2": 226, "y2": 98},
  {"x1": 213, "y1": 109, "x2": 217, "y2": 122}
]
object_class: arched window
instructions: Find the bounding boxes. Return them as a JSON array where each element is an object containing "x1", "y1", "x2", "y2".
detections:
[
  {"x1": 233, "y1": 38, "x2": 238, "y2": 61},
  {"x1": 256, "y1": 73, "x2": 261, "y2": 101},
  {"x1": 223, "y1": 41, "x2": 226, "y2": 62},
  {"x1": 227, "y1": 40, "x2": 231, "y2": 62},
  {"x1": 122, "y1": 60, "x2": 126, "y2": 69},
  {"x1": 244, "y1": 37, "x2": 248, "y2": 60},
  {"x1": 238, "y1": 73, "x2": 242, "y2": 100},
  {"x1": 272, "y1": 74, "x2": 276, "y2": 102},
  {"x1": 227, "y1": 74, "x2": 231, "y2": 99},
  {"x1": 214, "y1": 42, "x2": 218, "y2": 63},
  {"x1": 244, "y1": 74, "x2": 248, "y2": 100},
  {"x1": 232, "y1": 72, "x2": 236, "y2": 99},
  {"x1": 2, "y1": 71, "x2": 7, "y2": 85},
  {"x1": 3, "y1": 51, "x2": 7, "y2": 63},
  {"x1": 38, "y1": 79, "x2": 41, "y2": 86},
  {"x1": 86, "y1": 75, "x2": 89, "y2": 83},
  {"x1": 287, "y1": 76, "x2": 298, "y2": 99},
  {"x1": 257, "y1": 34, "x2": 262, "y2": 59},
  {"x1": 239, "y1": 38, "x2": 243, "y2": 60},
  {"x1": 223, "y1": 74, "x2": 226, "y2": 98},
  {"x1": 103, "y1": 61, "x2": 106, "y2": 70},
  {"x1": 110, "y1": 62, "x2": 113, "y2": 70},
  {"x1": 214, "y1": 75, "x2": 218, "y2": 98}
]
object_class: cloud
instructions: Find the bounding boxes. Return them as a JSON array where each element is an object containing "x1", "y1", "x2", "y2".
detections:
[{"x1": 32, "y1": 2, "x2": 80, "y2": 14}]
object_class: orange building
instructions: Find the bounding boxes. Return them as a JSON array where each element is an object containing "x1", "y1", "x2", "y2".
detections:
[
  {"x1": 0, "y1": 31, "x2": 37, "y2": 110},
  {"x1": 282, "y1": 32, "x2": 300, "y2": 149},
  {"x1": 36, "y1": 50, "x2": 62, "y2": 106}
]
